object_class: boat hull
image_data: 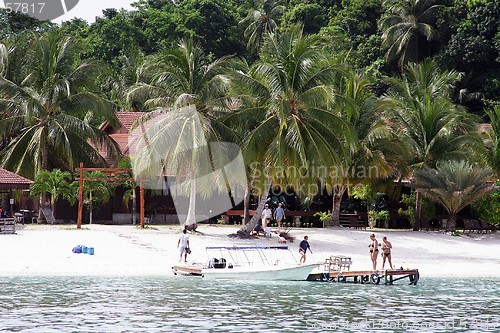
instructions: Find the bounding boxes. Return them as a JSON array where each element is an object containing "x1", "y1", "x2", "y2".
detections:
[{"x1": 201, "y1": 263, "x2": 317, "y2": 281}]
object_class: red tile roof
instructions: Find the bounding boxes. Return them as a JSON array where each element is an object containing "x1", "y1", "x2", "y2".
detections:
[
  {"x1": 100, "y1": 112, "x2": 144, "y2": 134},
  {"x1": 0, "y1": 168, "x2": 33, "y2": 190}
]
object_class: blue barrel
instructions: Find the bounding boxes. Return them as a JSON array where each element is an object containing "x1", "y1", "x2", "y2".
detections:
[
  {"x1": 82, "y1": 246, "x2": 87, "y2": 254},
  {"x1": 88, "y1": 247, "x2": 94, "y2": 255}
]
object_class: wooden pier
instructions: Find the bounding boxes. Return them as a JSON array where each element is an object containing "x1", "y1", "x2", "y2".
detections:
[
  {"x1": 307, "y1": 255, "x2": 419, "y2": 285},
  {"x1": 307, "y1": 268, "x2": 420, "y2": 285}
]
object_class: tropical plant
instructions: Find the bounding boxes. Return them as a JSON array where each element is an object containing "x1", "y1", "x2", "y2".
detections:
[
  {"x1": 380, "y1": 0, "x2": 445, "y2": 69},
  {"x1": 239, "y1": 0, "x2": 286, "y2": 54},
  {"x1": 380, "y1": 60, "x2": 479, "y2": 230},
  {"x1": 29, "y1": 169, "x2": 76, "y2": 208},
  {"x1": 128, "y1": 37, "x2": 241, "y2": 228},
  {"x1": 0, "y1": 32, "x2": 120, "y2": 179},
  {"x1": 368, "y1": 209, "x2": 389, "y2": 228},
  {"x1": 314, "y1": 211, "x2": 332, "y2": 228},
  {"x1": 75, "y1": 171, "x2": 111, "y2": 225},
  {"x1": 471, "y1": 184, "x2": 500, "y2": 228},
  {"x1": 412, "y1": 160, "x2": 495, "y2": 231},
  {"x1": 327, "y1": 70, "x2": 408, "y2": 227},
  {"x1": 227, "y1": 25, "x2": 352, "y2": 235}
]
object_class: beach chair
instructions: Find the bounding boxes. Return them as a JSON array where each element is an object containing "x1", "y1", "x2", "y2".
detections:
[
  {"x1": 348, "y1": 215, "x2": 366, "y2": 230},
  {"x1": 478, "y1": 220, "x2": 494, "y2": 233},
  {"x1": 463, "y1": 219, "x2": 480, "y2": 233}
]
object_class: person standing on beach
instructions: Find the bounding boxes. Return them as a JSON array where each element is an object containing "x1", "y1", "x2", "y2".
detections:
[
  {"x1": 369, "y1": 234, "x2": 379, "y2": 270},
  {"x1": 274, "y1": 203, "x2": 285, "y2": 229},
  {"x1": 299, "y1": 236, "x2": 312, "y2": 263},
  {"x1": 381, "y1": 236, "x2": 393, "y2": 270},
  {"x1": 261, "y1": 204, "x2": 272, "y2": 229},
  {"x1": 177, "y1": 229, "x2": 190, "y2": 263}
]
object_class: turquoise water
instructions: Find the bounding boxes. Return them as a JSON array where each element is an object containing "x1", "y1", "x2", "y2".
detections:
[{"x1": 0, "y1": 276, "x2": 499, "y2": 332}]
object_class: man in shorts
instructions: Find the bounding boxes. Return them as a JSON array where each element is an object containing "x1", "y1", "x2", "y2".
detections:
[{"x1": 177, "y1": 229, "x2": 190, "y2": 263}]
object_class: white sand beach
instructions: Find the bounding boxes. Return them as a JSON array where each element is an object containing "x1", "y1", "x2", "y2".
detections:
[{"x1": 1, "y1": 224, "x2": 499, "y2": 278}]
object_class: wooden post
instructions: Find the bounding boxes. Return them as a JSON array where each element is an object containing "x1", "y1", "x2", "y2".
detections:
[
  {"x1": 140, "y1": 179, "x2": 145, "y2": 229},
  {"x1": 77, "y1": 162, "x2": 84, "y2": 229}
]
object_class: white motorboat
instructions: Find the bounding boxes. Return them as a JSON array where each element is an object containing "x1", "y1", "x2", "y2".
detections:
[{"x1": 200, "y1": 246, "x2": 316, "y2": 281}]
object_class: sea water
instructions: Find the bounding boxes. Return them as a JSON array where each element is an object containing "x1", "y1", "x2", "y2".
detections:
[{"x1": 0, "y1": 276, "x2": 499, "y2": 332}]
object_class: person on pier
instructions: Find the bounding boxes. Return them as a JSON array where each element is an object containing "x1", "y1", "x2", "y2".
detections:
[
  {"x1": 381, "y1": 236, "x2": 393, "y2": 270},
  {"x1": 368, "y1": 234, "x2": 379, "y2": 270}
]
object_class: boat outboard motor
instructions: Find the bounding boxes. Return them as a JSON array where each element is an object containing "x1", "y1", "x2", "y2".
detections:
[
  {"x1": 208, "y1": 258, "x2": 219, "y2": 268},
  {"x1": 218, "y1": 258, "x2": 227, "y2": 269}
]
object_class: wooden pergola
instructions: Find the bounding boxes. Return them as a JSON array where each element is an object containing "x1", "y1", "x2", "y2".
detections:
[{"x1": 75, "y1": 163, "x2": 145, "y2": 229}]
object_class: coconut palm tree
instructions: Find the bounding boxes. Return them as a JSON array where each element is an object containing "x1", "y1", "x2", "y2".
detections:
[
  {"x1": 227, "y1": 25, "x2": 353, "y2": 234},
  {"x1": 380, "y1": 61, "x2": 478, "y2": 169},
  {"x1": 0, "y1": 32, "x2": 120, "y2": 179},
  {"x1": 328, "y1": 70, "x2": 409, "y2": 226},
  {"x1": 477, "y1": 106, "x2": 500, "y2": 177},
  {"x1": 380, "y1": 60, "x2": 480, "y2": 230},
  {"x1": 239, "y1": 0, "x2": 286, "y2": 55},
  {"x1": 128, "y1": 38, "x2": 243, "y2": 228},
  {"x1": 380, "y1": 0, "x2": 445, "y2": 69},
  {"x1": 413, "y1": 160, "x2": 495, "y2": 231}
]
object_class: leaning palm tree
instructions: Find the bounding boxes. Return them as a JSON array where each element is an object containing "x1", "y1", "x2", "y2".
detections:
[
  {"x1": 476, "y1": 106, "x2": 500, "y2": 177},
  {"x1": 380, "y1": 0, "x2": 445, "y2": 69},
  {"x1": 239, "y1": 0, "x2": 286, "y2": 55},
  {"x1": 128, "y1": 38, "x2": 243, "y2": 228},
  {"x1": 413, "y1": 160, "x2": 495, "y2": 231},
  {"x1": 227, "y1": 25, "x2": 353, "y2": 235}
]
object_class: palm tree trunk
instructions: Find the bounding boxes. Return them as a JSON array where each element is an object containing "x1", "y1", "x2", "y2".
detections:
[
  {"x1": 132, "y1": 188, "x2": 137, "y2": 226},
  {"x1": 331, "y1": 185, "x2": 346, "y2": 227},
  {"x1": 89, "y1": 191, "x2": 93, "y2": 225},
  {"x1": 238, "y1": 183, "x2": 270, "y2": 236},
  {"x1": 243, "y1": 178, "x2": 251, "y2": 224},
  {"x1": 446, "y1": 213, "x2": 457, "y2": 232},
  {"x1": 414, "y1": 190, "x2": 422, "y2": 231},
  {"x1": 185, "y1": 177, "x2": 197, "y2": 227}
]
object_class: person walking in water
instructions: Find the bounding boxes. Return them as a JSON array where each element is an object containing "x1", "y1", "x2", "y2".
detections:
[
  {"x1": 274, "y1": 203, "x2": 285, "y2": 229},
  {"x1": 369, "y1": 233, "x2": 379, "y2": 270},
  {"x1": 177, "y1": 229, "x2": 190, "y2": 263},
  {"x1": 381, "y1": 236, "x2": 393, "y2": 270},
  {"x1": 299, "y1": 236, "x2": 312, "y2": 263}
]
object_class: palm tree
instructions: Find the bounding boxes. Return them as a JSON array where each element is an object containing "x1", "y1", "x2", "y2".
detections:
[
  {"x1": 413, "y1": 160, "x2": 495, "y2": 231},
  {"x1": 128, "y1": 38, "x2": 243, "y2": 228},
  {"x1": 29, "y1": 169, "x2": 76, "y2": 209},
  {"x1": 380, "y1": 60, "x2": 480, "y2": 230},
  {"x1": 380, "y1": 61, "x2": 478, "y2": 169},
  {"x1": 328, "y1": 70, "x2": 409, "y2": 226},
  {"x1": 380, "y1": 0, "x2": 445, "y2": 69},
  {"x1": 477, "y1": 106, "x2": 500, "y2": 177},
  {"x1": 227, "y1": 26, "x2": 352, "y2": 234},
  {"x1": 76, "y1": 171, "x2": 111, "y2": 225},
  {"x1": 239, "y1": 0, "x2": 286, "y2": 55},
  {"x1": 0, "y1": 32, "x2": 120, "y2": 178}
]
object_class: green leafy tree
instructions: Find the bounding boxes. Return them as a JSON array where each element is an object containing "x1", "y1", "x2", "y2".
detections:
[
  {"x1": 380, "y1": 0, "x2": 445, "y2": 69},
  {"x1": 413, "y1": 160, "x2": 495, "y2": 231},
  {"x1": 471, "y1": 185, "x2": 500, "y2": 228}
]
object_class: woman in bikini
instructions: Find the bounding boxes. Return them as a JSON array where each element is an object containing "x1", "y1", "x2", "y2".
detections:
[
  {"x1": 381, "y1": 236, "x2": 393, "y2": 270},
  {"x1": 368, "y1": 234, "x2": 379, "y2": 270}
]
